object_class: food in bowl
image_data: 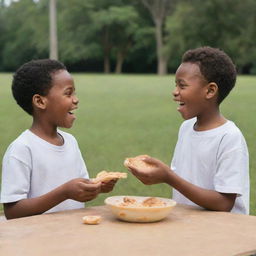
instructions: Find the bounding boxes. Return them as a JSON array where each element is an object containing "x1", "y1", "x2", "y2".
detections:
[
  {"x1": 141, "y1": 197, "x2": 166, "y2": 207},
  {"x1": 120, "y1": 196, "x2": 138, "y2": 206},
  {"x1": 119, "y1": 196, "x2": 166, "y2": 207},
  {"x1": 105, "y1": 196, "x2": 176, "y2": 223}
]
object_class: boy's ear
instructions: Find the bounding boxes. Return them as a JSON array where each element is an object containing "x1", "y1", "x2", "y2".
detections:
[
  {"x1": 32, "y1": 94, "x2": 47, "y2": 110},
  {"x1": 205, "y1": 82, "x2": 218, "y2": 99}
]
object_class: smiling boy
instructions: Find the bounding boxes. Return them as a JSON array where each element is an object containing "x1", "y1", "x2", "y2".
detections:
[
  {"x1": 127, "y1": 47, "x2": 250, "y2": 214},
  {"x1": 0, "y1": 59, "x2": 117, "y2": 219}
]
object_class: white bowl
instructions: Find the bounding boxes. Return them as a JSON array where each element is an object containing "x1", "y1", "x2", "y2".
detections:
[{"x1": 105, "y1": 196, "x2": 176, "y2": 223}]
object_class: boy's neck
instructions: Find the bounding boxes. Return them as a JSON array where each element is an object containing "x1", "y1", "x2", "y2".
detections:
[
  {"x1": 30, "y1": 123, "x2": 64, "y2": 146},
  {"x1": 194, "y1": 110, "x2": 227, "y2": 131}
]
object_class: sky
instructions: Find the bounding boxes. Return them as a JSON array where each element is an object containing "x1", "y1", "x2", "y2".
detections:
[
  {"x1": 4, "y1": 0, "x2": 19, "y2": 5},
  {"x1": 3, "y1": 0, "x2": 39, "y2": 6}
]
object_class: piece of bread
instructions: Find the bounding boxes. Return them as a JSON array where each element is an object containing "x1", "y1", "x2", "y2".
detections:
[
  {"x1": 124, "y1": 155, "x2": 153, "y2": 169},
  {"x1": 92, "y1": 170, "x2": 127, "y2": 183},
  {"x1": 82, "y1": 215, "x2": 102, "y2": 225}
]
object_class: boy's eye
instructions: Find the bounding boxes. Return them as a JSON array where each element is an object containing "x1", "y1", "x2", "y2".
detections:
[
  {"x1": 175, "y1": 80, "x2": 187, "y2": 89},
  {"x1": 65, "y1": 90, "x2": 75, "y2": 96},
  {"x1": 176, "y1": 83, "x2": 186, "y2": 89}
]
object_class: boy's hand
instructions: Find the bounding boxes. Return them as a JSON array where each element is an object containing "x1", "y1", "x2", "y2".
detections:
[
  {"x1": 64, "y1": 178, "x2": 101, "y2": 202},
  {"x1": 100, "y1": 179, "x2": 118, "y2": 193},
  {"x1": 127, "y1": 156, "x2": 171, "y2": 185}
]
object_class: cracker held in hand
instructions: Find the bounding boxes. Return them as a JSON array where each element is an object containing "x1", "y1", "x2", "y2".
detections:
[
  {"x1": 124, "y1": 155, "x2": 153, "y2": 169},
  {"x1": 92, "y1": 170, "x2": 127, "y2": 183}
]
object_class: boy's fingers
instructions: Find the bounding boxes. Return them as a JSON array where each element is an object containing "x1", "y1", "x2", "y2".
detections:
[
  {"x1": 83, "y1": 178, "x2": 97, "y2": 184},
  {"x1": 142, "y1": 156, "x2": 160, "y2": 165},
  {"x1": 129, "y1": 167, "x2": 146, "y2": 179},
  {"x1": 102, "y1": 178, "x2": 118, "y2": 184},
  {"x1": 127, "y1": 166, "x2": 137, "y2": 173},
  {"x1": 80, "y1": 182, "x2": 101, "y2": 191}
]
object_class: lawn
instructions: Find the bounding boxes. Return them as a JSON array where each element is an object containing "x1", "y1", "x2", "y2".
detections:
[{"x1": 0, "y1": 73, "x2": 255, "y2": 215}]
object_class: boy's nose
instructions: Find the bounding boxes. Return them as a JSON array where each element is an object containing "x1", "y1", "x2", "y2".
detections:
[
  {"x1": 73, "y1": 95, "x2": 79, "y2": 104},
  {"x1": 172, "y1": 87, "x2": 179, "y2": 96}
]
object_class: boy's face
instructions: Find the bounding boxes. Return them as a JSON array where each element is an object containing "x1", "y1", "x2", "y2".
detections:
[
  {"x1": 44, "y1": 70, "x2": 79, "y2": 128},
  {"x1": 173, "y1": 62, "x2": 209, "y2": 120}
]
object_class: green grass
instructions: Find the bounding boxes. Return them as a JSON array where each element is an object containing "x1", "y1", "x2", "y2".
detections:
[{"x1": 0, "y1": 73, "x2": 255, "y2": 215}]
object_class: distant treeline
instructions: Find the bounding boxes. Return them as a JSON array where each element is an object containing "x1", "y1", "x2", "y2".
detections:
[{"x1": 0, "y1": 0, "x2": 256, "y2": 74}]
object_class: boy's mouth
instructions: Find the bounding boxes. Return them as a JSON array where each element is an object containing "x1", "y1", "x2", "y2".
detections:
[
  {"x1": 68, "y1": 108, "x2": 77, "y2": 115},
  {"x1": 176, "y1": 101, "x2": 185, "y2": 112}
]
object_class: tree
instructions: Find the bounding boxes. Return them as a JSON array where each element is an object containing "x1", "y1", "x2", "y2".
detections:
[
  {"x1": 0, "y1": 3, "x2": 7, "y2": 70},
  {"x1": 57, "y1": 0, "x2": 101, "y2": 68},
  {"x1": 49, "y1": 0, "x2": 58, "y2": 59},
  {"x1": 141, "y1": 0, "x2": 175, "y2": 75},
  {"x1": 165, "y1": 0, "x2": 256, "y2": 74},
  {"x1": 1, "y1": 0, "x2": 45, "y2": 70},
  {"x1": 1, "y1": 0, "x2": 256, "y2": 73},
  {"x1": 91, "y1": 6, "x2": 139, "y2": 73},
  {"x1": 59, "y1": 1, "x2": 140, "y2": 73}
]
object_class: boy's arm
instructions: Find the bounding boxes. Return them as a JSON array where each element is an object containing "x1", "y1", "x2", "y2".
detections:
[
  {"x1": 165, "y1": 170, "x2": 236, "y2": 211},
  {"x1": 4, "y1": 178, "x2": 101, "y2": 219},
  {"x1": 128, "y1": 157, "x2": 236, "y2": 212}
]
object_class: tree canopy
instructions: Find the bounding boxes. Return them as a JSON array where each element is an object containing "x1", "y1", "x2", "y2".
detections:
[{"x1": 0, "y1": 0, "x2": 256, "y2": 74}]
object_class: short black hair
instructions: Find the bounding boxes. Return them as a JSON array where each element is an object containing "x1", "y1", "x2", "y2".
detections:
[
  {"x1": 182, "y1": 46, "x2": 237, "y2": 104},
  {"x1": 12, "y1": 59, "x2": 66, "y2": 115}
]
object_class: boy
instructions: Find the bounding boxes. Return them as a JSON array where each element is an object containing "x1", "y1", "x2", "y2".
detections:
[
  {"x1": 127, "y1": 47, "x2": 249, "y2": 214},
  {"x1": 0, "y1": 59, "x2": 117, "y2": 219}
]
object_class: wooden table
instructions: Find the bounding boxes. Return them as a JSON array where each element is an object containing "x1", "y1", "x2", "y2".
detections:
[{"x1": 0, "y1": 204, "x2": 256, "y2": 256}]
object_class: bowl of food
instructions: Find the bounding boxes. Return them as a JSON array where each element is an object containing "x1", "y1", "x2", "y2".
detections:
[{"x1": 105, "y1": 196, "x2": 176, "y2": 223}]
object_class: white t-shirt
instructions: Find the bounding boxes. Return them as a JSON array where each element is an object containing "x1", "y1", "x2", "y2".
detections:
[
  {"x1": 171, "y1": 118, "x2": 249, "y2": 214},
  {"x1": 0, "y1": 129, "x2": 89, "y2": 213}
]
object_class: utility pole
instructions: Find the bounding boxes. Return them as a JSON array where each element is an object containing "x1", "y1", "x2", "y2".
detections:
[{"x1": 49, "y1": 0, "x2": 58, "y2": 60}]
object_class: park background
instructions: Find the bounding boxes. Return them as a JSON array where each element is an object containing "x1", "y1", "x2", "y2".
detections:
[{"x1": 0, "y1": 0, "x2": 255, "y2": 215}]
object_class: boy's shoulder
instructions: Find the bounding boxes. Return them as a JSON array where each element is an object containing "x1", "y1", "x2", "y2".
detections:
[
  {"x1": 3, "y1": 130, "x2": 32, "y2": 160},
  {"x1": 220, "y1": 120, "x2": 247, "y2": 145},
  {"x1": 7, "y1": 130, "x2": 31, "y2": 148},
  {"x1": 180, "y1": 118, "x2": 242, "y2": 133},
  {"x1": 5, "y1": 129, "x2": 79, "y2": 154},
  {"x1": 179, "y1": 118, "x2": 245, "y2": 141}
]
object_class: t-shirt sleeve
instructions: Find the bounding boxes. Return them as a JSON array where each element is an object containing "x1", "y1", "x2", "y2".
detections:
[
  {"x1": 214, "y1": 132, "x2": 249, "y2": 196},
  {"x1": 0, "y1": 144, "x2": 32, "y2": 203}
]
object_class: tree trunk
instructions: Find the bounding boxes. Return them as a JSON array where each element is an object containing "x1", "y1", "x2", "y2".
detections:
[
  {"x1": 158, "y1": 57, "x2": 167, "y2": 75},
  {"x1": 104, "y1": 52, "x2": 111, "y2": 73},
  {"x1": 49, "y1": 0, "x2": 58, "y2": 60},
  {"x1": 115, "y1": 51, "x2": 124, "y2": 74},
  {"x1": 102, "y1": 28, "x2": 111, "y2": 73},
  {"x1": 155, "y1": 18, "x2": 167, "y2": 75},
  {"x1": 141, "y1": 0, "x2": 172, "y2": 75}
]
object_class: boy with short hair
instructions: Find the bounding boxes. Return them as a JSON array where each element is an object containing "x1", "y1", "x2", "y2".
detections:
[
  {"x1": 0, "y1": 59, "x2": 117, "y2": 219},
  {"x1": 127, "y1": 46, "x2": 249, "y2": 214}
]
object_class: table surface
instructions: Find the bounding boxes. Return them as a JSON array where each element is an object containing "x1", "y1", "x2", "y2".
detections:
[{"x1": 0, "y1": 204, "x2": 256, "y2": 256}]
